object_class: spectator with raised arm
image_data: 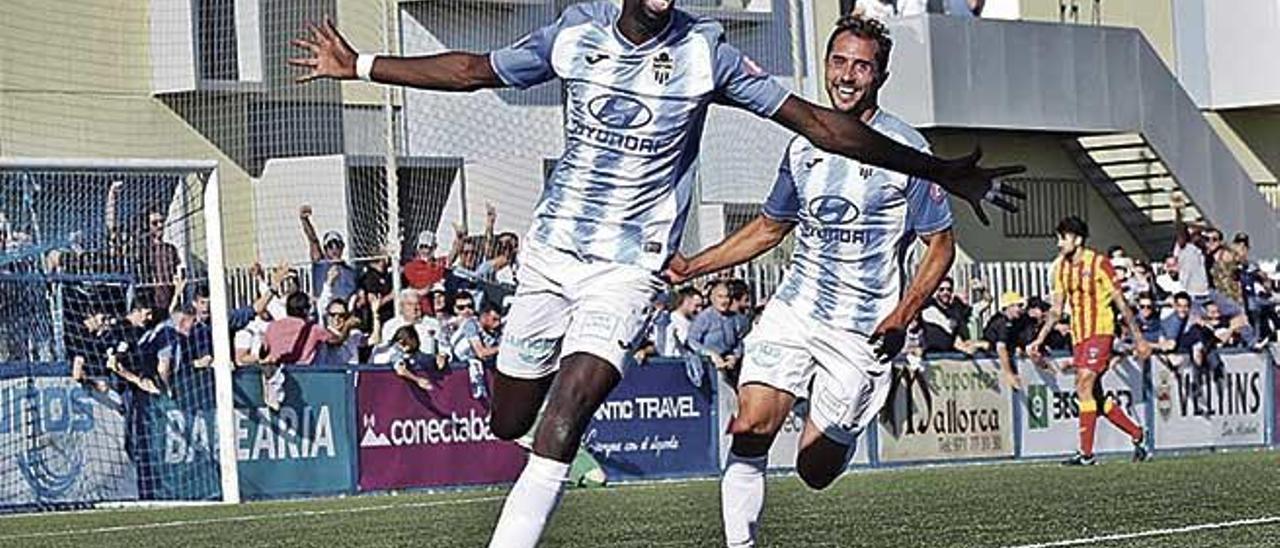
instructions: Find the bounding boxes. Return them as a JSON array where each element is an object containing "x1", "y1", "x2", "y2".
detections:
[{"x1": 299, "y1": 204, "x2": 358, "y2": 309}]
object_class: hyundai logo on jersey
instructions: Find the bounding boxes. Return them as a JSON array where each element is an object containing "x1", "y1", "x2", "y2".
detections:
[
  {"x1": 807, "y1": 196, "x2": 861, "y2": 225},
  {"x1": 588, "y1": 95, "x2": 654, "y2": 130}
]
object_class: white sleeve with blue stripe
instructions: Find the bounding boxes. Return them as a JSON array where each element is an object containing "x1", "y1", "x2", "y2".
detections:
[
  {"x1": 761, "y1": 155, "x2": 800, "y2": 221},
  {"x1": 713, "y1": 41, "x2": 791, "y2": 118},
  {"x1": 489, "y1": 14, "x2": 565, "y2": 89},
  {"x1": 906, "y1": 177, "x2": 954, "y2": 234}
]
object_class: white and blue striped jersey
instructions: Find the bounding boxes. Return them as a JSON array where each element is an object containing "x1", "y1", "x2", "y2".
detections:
[
  {"x1": 490, "y1": 1, "x2": 790, "y2": 271},
  {"x1": 763, "y1": 110, "x2": 953, "y2": 335}
]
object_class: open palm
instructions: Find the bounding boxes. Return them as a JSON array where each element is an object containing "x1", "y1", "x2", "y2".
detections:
[
  {"x1": 288, "y1": 18, "x2": 357, "y2": 83},
  {"x1": 937, "y1": 148, "x2": 1027, "y2": 225}
]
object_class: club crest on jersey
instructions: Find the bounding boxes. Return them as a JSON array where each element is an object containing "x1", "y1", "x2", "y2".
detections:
[
  {"x1": 651, "y1": 50, "x2": 674, "y2": 84},
  {"x1": 929, "y1": 183, "x2": 946, "y2": 202}
]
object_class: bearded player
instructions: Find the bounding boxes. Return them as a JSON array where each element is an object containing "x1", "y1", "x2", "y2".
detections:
[
  {"x1": 1029, "y1": 216, "x2": 1151, "y2": 466},
  {"x1": 668, "y1": 16, "x2": 962, "y2": 547},
  {"x1": 290, "y1": 1, "x2": 1023, "y2": 546}
]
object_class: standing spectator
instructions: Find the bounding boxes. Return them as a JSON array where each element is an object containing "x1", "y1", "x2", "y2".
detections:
[
  {"x1": 404, "y1": 230, "x2": 449, "y2": 290},
  {"x1": 260, "y1": 292, "x2": 344, "y2": 409},
  {"x1": 373, "y1": 325, "x2": 436, "y2": 394},
  {"x1": 452, "y1": 301, "x2": 503, "y2": 399},
  {"x1": 380, "y1": 289, "x2": 444, "y2": 360},
  {"x1": 983, "y1": 291, "x2": 1031, "y2": 389},
  {"x1": 263, "y1": 292, "x2": 341, "y2": 366},
  {"x1": 661, "y1": 287, "x2": 703, "y2": 358},
  {"x1": 359, "y1": 253, "x2": 395, "y2": 320},
  {"x1": 1154, "y1": 256, "x2": 1183, "y2": 301},
  {"x1": 1237, "y1": 234, "x2": 1278, "y2": 344},
  {"x1": 1043, "y1": 317, "x2": 1073, "y2": 352},
  {"x1": 477, "y1": 232, "x2": 520, "y2": 286},
  {"x1": 727, "y1": 280, "x2": 753, "y2": 347},
  {"x1": 299, "y1": 205, "x2": 358, "y2": 306},
  {"x1": 313, "y1": 299, "x2": 367, "y2": 365},
  {"x1": 920, "y1": 277, "x2": 973, "y2": 354},
  {"x1": 688, "y1": 281, "x2": 743, "y2": 384},
  {"x1": 1171, "y1": 194, "x2": 1210, "y2": 306},
  {"x1": 1156, "y1": 292, "x2": 1197, "y2": 354},
  {"x1": 233, "y1": 307, "x2": 272, "y2": 367}
]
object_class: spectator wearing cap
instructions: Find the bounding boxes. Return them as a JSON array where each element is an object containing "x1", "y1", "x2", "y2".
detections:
[
  {"x1": 983, "y1": 291, "x2": 1032, "y2": 389},
  {"x1": 299, "y1": 205, "x2": 358, "y2": 307},
  {"x1": 404, "y1": 230, "x2": 449, "y2": 290}
]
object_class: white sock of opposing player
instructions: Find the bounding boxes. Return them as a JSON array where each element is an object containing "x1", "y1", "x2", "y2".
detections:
[
  {"x1": 721, "y1": 452, "x2": 768, "y2": 548},
  {"x1": 488, "y1": 454, "x2": 570, "y2": 548}
]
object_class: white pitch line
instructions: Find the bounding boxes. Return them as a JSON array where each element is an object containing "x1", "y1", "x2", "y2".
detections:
[
  {"x1": 0, "y1": 479, "x2": 706, "y2": 542},
  {"x1": 1007, "y1": 515, "x2": 1280, "y2": 548},
  {"x1": 0, "y1": 495, "x2": 504, "y2": 541}
]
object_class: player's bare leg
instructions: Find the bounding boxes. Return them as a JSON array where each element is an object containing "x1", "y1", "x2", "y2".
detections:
[
  {"x1": 795, "y1": 419, "x2": 853, "y2": 490},
  {"x1": 489, "y1": 352, "x2": 621, "y2": 548},
  {"x1": 722, "y1": 383, "x2": 795, "y2": 548},
  {"x1": 490, "y1": 371, "x2": 555, "y2": 441}
]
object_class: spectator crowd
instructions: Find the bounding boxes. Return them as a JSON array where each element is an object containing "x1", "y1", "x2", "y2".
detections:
[
  {"x1": 8, "y1": 190, "x2": 1278, "y2": 409},
  {"x1": 916, "y1": 197, "x2": 1280, "y2": 388}
]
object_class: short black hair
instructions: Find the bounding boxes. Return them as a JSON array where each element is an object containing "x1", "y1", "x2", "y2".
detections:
[
  {"x1": 1055, "y1": 216, "x2": 1089, "y2": 240},
  {"x1": 674, "y1": 286, "x2": 702, "y2": 308},
  {"x1": 727, "y1": 279, "x2": 750, "y2": 301},
  {"x1": 1173, "y1": 291, "x2": 1192, "y2": 304},
  {"x1": 827, "y1": 14, "x2": 893, "y2": 73},
  {"x1": 392, "y1": 324, "x2": 419, "y2": 346},
  {"x1": 286, "y1": 292, "x2": 312, "y2": 319}
]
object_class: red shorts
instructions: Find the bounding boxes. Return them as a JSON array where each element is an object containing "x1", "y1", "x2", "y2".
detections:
[{"x1": 1072, "y1": 335, "x2": 1114, "y2": 372}]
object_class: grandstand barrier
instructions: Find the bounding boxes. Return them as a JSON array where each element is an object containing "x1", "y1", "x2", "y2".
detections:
[
  {"x1": 1273, "y1": 344, "x2": 1280, "y2": 447},
  {"x1": 3, "y1": 352, "x2": 1278, "y2": 507},
  {"x1": 231, "y1": 368, "x2": 355, "y2": 499},
  {"x1": 1, "y1": 364, "x2": 138, "y2": 509},
  {"x1": 1151, "y1": 351, "x2": 1271, "y2": 451},
  {"x1": 1017, "y1": 356, "x2": 1149, "y2": 458},
  {"x1": 584, "y1": 359, "x2": 719, "y2": 481},
  {"x1": 877, "y1": 358, "x2": 1016, "y2": 465},
  {"x1": 355, "y1": 368, "x2": 524, "y2": 492}
]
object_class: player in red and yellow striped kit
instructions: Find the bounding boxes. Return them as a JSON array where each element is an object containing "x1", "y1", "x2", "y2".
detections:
[{"x1": 1029, "y1": 216, "x2": 1151, "y2": 465}]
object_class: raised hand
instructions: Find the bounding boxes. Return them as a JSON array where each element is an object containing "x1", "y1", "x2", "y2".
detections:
[
  {"x1": 299, "y1": 204, "x2": 313, "y2": 220},
  {"x1": 663, "y1": 254, "x2": 692, "y2": 284},
  {"x1": 936, "y1": 148, "x2": 1026, "y2": 226},
  {"x1": 288, "y1": 17, "x2": 358, "y2": 84}
]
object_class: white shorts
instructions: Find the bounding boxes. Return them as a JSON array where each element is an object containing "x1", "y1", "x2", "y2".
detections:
[
  {"x1": 739, "y1": 299, "x2": 891, "y2": 447},
  {"x1": 496, "y1": 239, "x2": 662, "y2": 380}
]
